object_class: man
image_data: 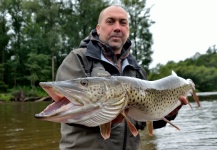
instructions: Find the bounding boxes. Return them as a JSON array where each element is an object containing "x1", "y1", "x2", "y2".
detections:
[{"x1": 56, "y1": 5, "x2": 182, "y2": 150}]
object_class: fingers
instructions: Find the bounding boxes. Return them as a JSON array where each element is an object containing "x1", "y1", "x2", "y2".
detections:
[{"x1": 178, "y1": 96, "x2": 188, "y2": 105}]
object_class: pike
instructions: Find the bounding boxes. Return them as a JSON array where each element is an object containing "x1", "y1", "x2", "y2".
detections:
[{"x1": 35, "y1": 71, "x2": 200, "y2": 139}]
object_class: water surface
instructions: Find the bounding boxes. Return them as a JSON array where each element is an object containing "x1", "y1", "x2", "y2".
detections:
[
  {"x1": 0, "y1": 102, "x2": 60, "y2": 150},
  {"x1": 140, "y1": 100, "x2": 217, "y2": 150},
  {"x1": 0, "y1": 100, "x2": 217, "y2": 150}
]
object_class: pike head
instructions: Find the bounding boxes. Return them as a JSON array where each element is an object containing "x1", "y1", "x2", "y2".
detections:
[{"x1": 35, "y1": 77, "x2": 128, "y2": 127}]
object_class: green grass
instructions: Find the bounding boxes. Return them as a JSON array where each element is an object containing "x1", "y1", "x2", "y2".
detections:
[
  {"x1": 0, "y1": 86, "x2": 48, "y2": 102},
  {"x1": 0, "y1": 93, "x2": 13, "y2": 102}
]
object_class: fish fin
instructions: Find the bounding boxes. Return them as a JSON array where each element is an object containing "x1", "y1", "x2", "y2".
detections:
[
  {"x1": 99, "y1": 122, "x2": 112, "y2": 140},
  {"x1": 121, "y1": 112, "x2": 138, "y2": 137},
  {"x1": 191, "y1": 90, "x2": 200, "y2": 107},
  {"x1": 171, "y1": 70, "x2": 177, "y2": 76},
  {"x1": 146, "y1": 121, "x2": 153, "y2": 136},
  {"x1": 188, "y1": 79, "x2": 200, "y2": 107},
  {"x1": 162, "y1": 117, "x2": 180, "y2": 130}
]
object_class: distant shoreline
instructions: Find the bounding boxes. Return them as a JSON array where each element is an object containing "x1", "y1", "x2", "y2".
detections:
[{"x1": 189, "y1": 91, "x2": 217, "y2": 101}]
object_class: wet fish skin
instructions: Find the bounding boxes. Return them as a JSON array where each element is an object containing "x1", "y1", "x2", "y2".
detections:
[
  {"x1": 35, "y1": 71, "x2": 200, "y2": 139},
  {"x1": 36, "y1": 77, "x2": 129, "y2": 126}
]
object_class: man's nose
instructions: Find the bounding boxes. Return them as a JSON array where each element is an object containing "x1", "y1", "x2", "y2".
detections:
[{"x1": 114, "y1": 22, "x2": 121, "y2": 32}]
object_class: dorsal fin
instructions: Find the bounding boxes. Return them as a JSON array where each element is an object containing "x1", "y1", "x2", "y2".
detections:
[{"x1": 171, "y1": 70, "x2": 177, "y2": 76}]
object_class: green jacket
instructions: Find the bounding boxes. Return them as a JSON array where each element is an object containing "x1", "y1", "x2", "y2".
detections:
[{"x1": 56, "y1": 30, "x2": 176, "y2": 150}]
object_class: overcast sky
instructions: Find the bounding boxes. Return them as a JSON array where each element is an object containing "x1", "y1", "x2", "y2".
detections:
[{"x1": 146, "y1": 0, "x2": 217, "y2": 68}]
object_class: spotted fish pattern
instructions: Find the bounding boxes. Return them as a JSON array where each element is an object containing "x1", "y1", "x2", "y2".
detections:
[{"x1": 35, "y1": 71, "x2": 200, "y2": 139}]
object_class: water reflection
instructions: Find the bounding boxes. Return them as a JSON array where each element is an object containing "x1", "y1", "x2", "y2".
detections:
[{"x1": 1, "y1": 100, "x2": 217, "y2": 150}]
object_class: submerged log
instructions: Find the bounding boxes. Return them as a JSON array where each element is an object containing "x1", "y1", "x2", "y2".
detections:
[
  {"x1": 24, "y1": 97, "x2": 41, "y2": 102},
  {"x1": 35, "y1": 96, "x2": 52, "y2": 102}
]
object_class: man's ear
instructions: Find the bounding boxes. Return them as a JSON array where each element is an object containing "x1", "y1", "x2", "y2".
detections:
[{"x1": 96, "y1": 24, "x2": 100, "y2": 35}]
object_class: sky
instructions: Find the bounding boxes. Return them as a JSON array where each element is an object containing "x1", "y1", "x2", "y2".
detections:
[{"x1": 145, "y1": 0, "x2": 217, "y2": 68}]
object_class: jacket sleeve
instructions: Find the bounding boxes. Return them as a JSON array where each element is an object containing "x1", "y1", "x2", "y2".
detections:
[{"x1": 56, "y1": 50, "x2": 87, "y2": 81}]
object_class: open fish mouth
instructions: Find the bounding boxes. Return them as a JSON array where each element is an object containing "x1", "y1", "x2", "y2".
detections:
[
  {"x1": 34, "y1": 81, "x2": 100, "y2": 123},
  {"x1": 34, "y1": 97, "x2": 99, "y2": 123},
  {"x1": 35, "y1": 78, "x2": 127, "y2": 127},
  {"x1": 35, "y1": 97, "x2": 72, "y2": 118}
]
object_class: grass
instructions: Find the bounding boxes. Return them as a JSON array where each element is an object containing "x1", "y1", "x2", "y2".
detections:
[
  {"x1": 0, "y1": 86, "x2": 48, "y2": 102},
  {"x1": 0, "y1": 93, "x2": 13, "y2": 102}
]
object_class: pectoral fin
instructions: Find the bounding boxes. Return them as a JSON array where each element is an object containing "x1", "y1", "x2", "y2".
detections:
[
  {"x1": 162, "y1": 117, "x2": 180, "y2": 130},
  {"x1": 99, "y1": 122, "x2": 112, "y2": 140},
  {"x1": 121, "y1": 112, "x2": 138, "y2": 137},
  {"x1": 146, "y1": 121, "x2": 153, "y2": 136}
]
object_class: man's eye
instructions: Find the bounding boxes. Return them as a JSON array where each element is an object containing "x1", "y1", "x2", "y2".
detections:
[
  {"x1": 120, "y1": 21, "x2": 127, "y2": 25},
  {"x1": 107, "y1": 19, "x2": 114, "y2": 24}
]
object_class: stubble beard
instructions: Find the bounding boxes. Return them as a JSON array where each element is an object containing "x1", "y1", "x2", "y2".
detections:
[{"x1": 108, "y1": 39, "x2": 123, "y2": 52}]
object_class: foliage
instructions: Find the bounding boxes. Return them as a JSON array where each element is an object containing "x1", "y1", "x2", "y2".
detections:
[
  {"x1": 0, "y1": 0, "x2": 109, "y2": 90},
  {"x1": 120, "y1": 0, "x2": 154, "y2": 72},
  {"x1": 25, "y1": 53, "x2": 51, "y2": 87},
  {"x1": 1, "y1": 0, "x2": 153, "y2": 92},
  {"x1": 1, "y1": 0, "x2": 216, "y2": 96},
  {"x1": 0, "y1": 93, "x2": 13, "y2": 102},
  {"x1": 0, "y1": 80, "x2": 8, "y2": 92},
  {"x1": 8, "y1": 86, "x2": 48, "y2": 98},
  {"x1": 148, "y1": 45, "x2": 217, "y2": 92}
]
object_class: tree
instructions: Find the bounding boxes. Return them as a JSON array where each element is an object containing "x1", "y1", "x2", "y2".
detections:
[
  {"x1": 148, "y1": 46, "x2": 217, "y2": 92},
  {"x1": 0, "y1": 0, "x2": 10, "y2": 86},
  {"x1": 7, "y1": 0, "x2": 25, "y2": 86},
  {"x1": 121, "y1": 0, "x2": 154, "y2": 72},
  {"x1": 60, "y1": 0, "x2": 109, "y2": 50},
  {"x1": 25, "y1": 53, "x2": 51, "y2": 87}
]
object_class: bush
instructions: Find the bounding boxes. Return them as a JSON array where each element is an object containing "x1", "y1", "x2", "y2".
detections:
[
  {"x1": 9, "y1": 86, "x2": 48, "y2": 97},
  {"x1": 0, "y1": 86, "x2": 48, "y2": 102},
  {"x1": 0, "y1": 81, "x2": 8, "y2": 92},
  {"x1": 0, "y1": 93, "x2": 13, "y2": 102}
]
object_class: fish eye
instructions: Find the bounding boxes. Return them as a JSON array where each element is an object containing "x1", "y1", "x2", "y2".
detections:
[{"x1": 80, "y1": 79, "x2": 88, "y2": 87}]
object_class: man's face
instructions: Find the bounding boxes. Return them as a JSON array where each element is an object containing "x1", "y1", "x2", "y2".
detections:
[{"x1": 96, "y1": 6, "x2": 130, "y2": 53}]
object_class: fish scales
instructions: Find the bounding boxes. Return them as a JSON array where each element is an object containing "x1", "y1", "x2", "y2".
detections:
[
  {"x1": 114, "y1": 75, "x2": 195, "y2": 121},
  {"x1": 35, "y1": 71, "x2": 200, "y2": 139}
]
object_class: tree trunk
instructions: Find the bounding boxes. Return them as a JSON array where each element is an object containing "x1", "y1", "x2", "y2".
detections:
[
  {"x1": 52, "y1": 49, "x2": 55, "y2": 81},
  {"x1": 1, "y1": 48, "x2": 4, "y2": 82}
]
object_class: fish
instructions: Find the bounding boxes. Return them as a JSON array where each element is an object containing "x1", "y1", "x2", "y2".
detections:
[{"x1": 35, "y1": 71, "x2": 200, "y2": 139}]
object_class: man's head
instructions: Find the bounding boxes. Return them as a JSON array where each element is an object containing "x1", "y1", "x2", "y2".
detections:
[{"x1": 96, "y1": 5, "x2": 130, "y2": 54}]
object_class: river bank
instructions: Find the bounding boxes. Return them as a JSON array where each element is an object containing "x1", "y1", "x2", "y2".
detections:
[{"x1": 188, "y1": 91, "x2": 217, "y2": 101}]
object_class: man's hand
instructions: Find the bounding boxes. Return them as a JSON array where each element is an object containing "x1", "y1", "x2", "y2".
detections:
[{"x1": 166, "y1": 96, "x2": 189, "y2": 117}]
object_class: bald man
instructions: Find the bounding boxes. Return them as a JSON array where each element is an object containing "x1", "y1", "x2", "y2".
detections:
[{"x1": 57, "y1": 5, "x2": 179, "y2": 150}]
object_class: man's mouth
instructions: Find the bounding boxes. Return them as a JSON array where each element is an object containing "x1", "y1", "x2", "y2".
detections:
[{"x1": 110, "y1": 36, "x2": 121, "y2": 41}]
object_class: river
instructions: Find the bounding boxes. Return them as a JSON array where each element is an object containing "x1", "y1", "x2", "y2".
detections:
[{"x1": 0, "y1": 100, "x2": 217, "y2": 150}]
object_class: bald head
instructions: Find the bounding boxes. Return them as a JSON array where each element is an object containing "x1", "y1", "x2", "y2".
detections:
[
  {"x1": 96, "y1": 5, "x2": 130, "y2": 54},
  {"x1": 98, "y1": 5, "x2": 129, "y2": 24}
]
